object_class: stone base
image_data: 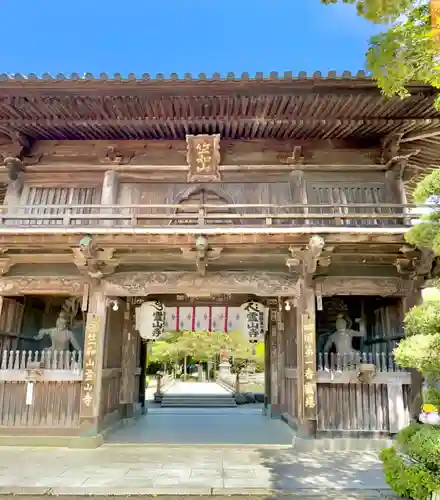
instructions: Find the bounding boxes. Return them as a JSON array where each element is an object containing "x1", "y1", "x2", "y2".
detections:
[
  {"x1": 0, "y1": 434, "x2": 104, "y2": 448},
  {"x1": 292, "y1": 436, "x2": 394, "y2": 452}
]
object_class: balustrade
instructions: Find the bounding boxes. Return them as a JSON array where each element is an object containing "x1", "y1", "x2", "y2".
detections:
[{"x1": 0, "y1": 203, "x2": 427, "y2": 228}]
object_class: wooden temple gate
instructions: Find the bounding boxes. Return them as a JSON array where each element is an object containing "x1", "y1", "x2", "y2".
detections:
[{"x1": 0, "y1": 72, "x2": 435, "y2": 445}]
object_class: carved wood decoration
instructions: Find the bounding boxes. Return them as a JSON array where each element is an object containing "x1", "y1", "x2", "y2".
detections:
[
  {"x1": 394, "y1": 245, "x2": 436, "y2": 279},
  {"x1": 180, "y1": 245, "x2": 223, "y2": 276},
  {"x1": 99, "y1": 145, "x2": 133, "y2": 165},
  {"x1": 279, "y1": 145, "x2": 305, "y2": 165},
  {"x1": 0, "y1": 277, "x2": 85, "y2": 295},
  {"x1": 186, "y1": 134, "x2": 221, "y2": 182},
  {"x1": 287, "y1": 237, "x2": 333, "y2": 279},
  {"x1": 319, "y1": 277, "x2": 411, "y2": 297},
  {"x1": 72, "y1": 236, "x2": 119, "y2": 281},
  {"x1": 105, "y1": 271, "x2": 299, "y2": 297}
]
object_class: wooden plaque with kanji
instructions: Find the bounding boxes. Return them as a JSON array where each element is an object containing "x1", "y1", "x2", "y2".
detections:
[{"x1": 186, "y1": 134, "x2": 221, "y2": 182}]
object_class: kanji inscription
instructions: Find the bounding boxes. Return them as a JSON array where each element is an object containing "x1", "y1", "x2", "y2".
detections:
[
  {"x1": 80, "y1": 313, "x2": 101, "y2": 415},
  {"x1": 186, "y1": 134, "x2": 221, "y2": 182},
  {"x1": 302, "y1": 312, "x2": 317, "y2": 413}
]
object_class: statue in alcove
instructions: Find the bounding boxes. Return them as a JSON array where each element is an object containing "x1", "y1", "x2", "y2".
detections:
[
  {"x1": 34, "y1": 311, "x2": 81, "y2": 352},
  {"x1": 323, "y1": 313, "x2": 364, "y2": 356}
]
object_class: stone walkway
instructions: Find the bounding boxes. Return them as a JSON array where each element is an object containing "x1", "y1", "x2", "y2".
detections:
[
  {"x1": 106, "y1": 407, "x2": 294, "y2": 445},
  {"x1": 0, "y1": 446, "x2": 396, "y2": 497}
]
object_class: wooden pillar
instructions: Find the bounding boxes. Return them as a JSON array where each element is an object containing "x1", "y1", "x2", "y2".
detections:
[
  {"x1": 79, "y1": 289, "x2": 107, "y2": 435},
  {"x1": 296, "y1": 283, "x2": 317, "y2": 437},
  {"x1": 277, "y1": 298, "x2": 286, "y2": 414},
  {"x1": 119, "y1": 300, "x2": 137, "y2": 418},
  {"x1": 101, "y1": 170, "x2": 119, "y2": 226},
  {"x1": 269, "y1": 300, "x2": 280, "y2": 416},
  {"x1": 402, "y1": 286, "x2": 424, "y2": 421}
]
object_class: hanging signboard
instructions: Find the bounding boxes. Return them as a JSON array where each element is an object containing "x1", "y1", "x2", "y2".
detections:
[
  {"x1": 135, "y1": 301, "x2": 166, "y2": 341},
  {"x1": 240, "y1": 301, "x2": 268, "y2": 343}
]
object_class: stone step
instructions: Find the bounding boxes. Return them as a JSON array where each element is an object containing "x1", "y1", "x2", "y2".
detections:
[{"x1": 161, "y1": 394, "x2": 237, "y2": 408}]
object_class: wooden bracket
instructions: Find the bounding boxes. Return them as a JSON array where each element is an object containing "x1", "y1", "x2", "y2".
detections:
[
  {"x1": 72, "y1": 237, "x2": 119, "y2": 281},
  {"x1": 394, "y1": 244, "x2": 435, "y2": 279},
  {"x1": 287, "y1": 236, "x2": 333, "y2": 278}
]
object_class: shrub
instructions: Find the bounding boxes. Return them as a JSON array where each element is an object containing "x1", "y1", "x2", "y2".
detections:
[
  {"x1": 396, "y1": 423, "x2": 423, "y2": 448},
  {"x1": 406, "y1": 425, "x2": 440, "y2": 472},
  {"x1": 380, "y1": 447, "x2": 440, "y2": 500},
  {"x1": 381, "y1": 424, "x2": 440, "y2": 499}
]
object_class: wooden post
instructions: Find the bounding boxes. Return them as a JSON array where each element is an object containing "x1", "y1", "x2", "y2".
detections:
[
  {"x1": 79, "y1": 289, "x2": 107, "y2": 435},
  {"x1": 269, "y1": 300, "x2": 280, "y2": 416},
  {"x1": 277, "y1": 298, "x2": 285, "y2": 414},
  {"x1": 101, "y1": 170, "x2": 119, "y2": 226},
  {"x1": 388, "y1": 381, "x2": 406, "y2": 433},
  {"x1": 296, "y1": 283, "x2": 317, "y2": 437},
  {"x1": 119, "y1": 300, "x2": 137, "y2": 418}
]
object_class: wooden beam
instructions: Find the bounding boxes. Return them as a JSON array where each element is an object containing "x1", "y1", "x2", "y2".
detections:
[{"x1": 401, "y1": 127, "x2": 440, "y2": 143}]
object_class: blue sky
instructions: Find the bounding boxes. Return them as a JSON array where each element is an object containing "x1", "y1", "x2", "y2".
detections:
[{"x1": 1, "y1": 0, "x2": 380, "y2": 76}]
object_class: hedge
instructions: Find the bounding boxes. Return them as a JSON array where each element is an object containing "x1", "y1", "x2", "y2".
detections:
[{"x1": 380, "y1": 424, "x2": 440, "y2": 500}]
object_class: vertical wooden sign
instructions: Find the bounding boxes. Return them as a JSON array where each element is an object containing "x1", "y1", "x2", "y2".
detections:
[
  {"x1": 80, "y1": 313, "x2": 101, "y2": 417},
  {"x1": 302, "y1": 309, "x2": 317, "y2": 420}
]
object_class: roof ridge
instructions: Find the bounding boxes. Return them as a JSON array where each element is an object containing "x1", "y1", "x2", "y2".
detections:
[{"x1": 0, "y1": 70, "x2": 370, "y2": 82}]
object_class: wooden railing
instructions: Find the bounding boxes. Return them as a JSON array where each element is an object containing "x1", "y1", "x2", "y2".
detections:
[
  {"x1": 0, "y1": 349, "x2": 83, "y2": 430},
  {"x1": 316, "y1": 351, "x2": 411, "y2": 434},
  {"x1": 317, "y1": 351, "x2": 405, "y2": 373},
  {"x1": 0, "y1": 349, "x2": 82, "y2": 372},
  {"x1": 0, "y1": 203, "x2": 428, "y2": 228}
]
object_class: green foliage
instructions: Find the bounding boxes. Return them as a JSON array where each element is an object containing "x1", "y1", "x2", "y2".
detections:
[
  {"x1": 254, "y1": 342, "x2": 265, "y2": 372},
  {"x1": 149, "y1": 340, "x2": 179, "y2": 365},
  {"x1": 396, "y1": 422, "x2": 424, "y2": 447},
  {"x1": 380, "y1": 446, "x2": 440, "y2": 500},
  {"x1": 395, "y1": 301, "x2": 440, "y2": 381},
  {"x1": 321, "y1": 1, "x2": 440, "y2": 106},
  {"x1": 321, "y1": 0, "x2": 415, "y2": 23},
  {"x1": 405, "y1": 169, "x2": 440, "y2": 255},
  {"x1": 405, "y1": 425, "x2": 440, "y2": 471},
  {"x1": 403, "y1": 300, "x2": 440, "y2": 338},
  {"x1": 381, "y1": 418, "x2": 440, "y2": 498},
  {"x1": 154, "y1": 330, "x2": 256, "y2": 367}
]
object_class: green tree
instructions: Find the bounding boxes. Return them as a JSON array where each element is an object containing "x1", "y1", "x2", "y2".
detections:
[
  {"x1": 223, "y1": 330, "x2": 256, "y2": 392},
  {"x1": 148, "y1": 340, "x2": 179, "y2": 371},
  {"x1": 394, "y1": 296, "x2": 440, "y2": 409},
  {"x1": 405, "y1": 170, "x2": 440, "y2": 255},
  {"x1": 321, "y1": 1, "x2": 440, "y2": 106}
]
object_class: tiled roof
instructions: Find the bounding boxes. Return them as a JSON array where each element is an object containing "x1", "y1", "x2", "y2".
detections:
[{"x1": 0, "y1": 70, "x2": 371, "y2": 82}]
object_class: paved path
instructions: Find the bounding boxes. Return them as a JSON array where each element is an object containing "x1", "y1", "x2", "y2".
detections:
[
  {"x1": 164, "y1": 381, "x2": 231, "y2": 395},
  {"x1": 106, "y1": 406, "x2": 294, "y2": 445},
  {"x1": 0, "y1": 446, "x2": 396, "y2": 497}
]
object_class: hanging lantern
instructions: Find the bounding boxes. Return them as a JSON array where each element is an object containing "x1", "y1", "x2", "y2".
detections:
[
  {"x1": 240, "y1": 301, "x2": 268, "y2": 343},
  {"x1": 135, "y1": 301, "x2": 166, "y2": 341}
]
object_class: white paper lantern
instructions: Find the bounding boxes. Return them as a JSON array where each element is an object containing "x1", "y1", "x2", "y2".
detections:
[
  {"x1": 240, "y1": 301, "x2": 268, "y2": 343},
  {"x1": 135, "y1": 301, "x2": 166, "y2": 341}
]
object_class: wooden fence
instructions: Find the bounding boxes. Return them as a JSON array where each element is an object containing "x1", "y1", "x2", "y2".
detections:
[
  {"x1": 0, "y1": 349, "x2": 83, "y2": 431},
  {"x1": 0, "y1": 203, "x2": 426, "y2": 228},
  {"x1": 316, "y1": 351, "x2": 411, "y2": 435}
]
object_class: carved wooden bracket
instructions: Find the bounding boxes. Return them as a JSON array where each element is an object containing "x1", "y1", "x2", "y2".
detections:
[
  {"x1": 286, "y1": 237, "x2": 333, "y2": 277},
  {"x1": 394, "y1": 245, "x2": 435, "y2": 279},
  {"x1": 180, "y1": 247, "x2": 223, "y2": 277},
  {"x1": 380, "y1": 132, "x2": 403, "y2": 165},
  {"x1": 0, "y1": 258, "x2": 12, "y2": 276},
  {"x1": 99, "y1": 145, "x2": 133, "y2": 165},
  {"x1": 186, "y1": 134, "x2": 221, "y2": 182},
  {"x1": 72, "y1": 236, "x2": 119, "y2": 281},
  {"x1": 279, "y1": 145, "x2": 305, "y2": 165}
]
